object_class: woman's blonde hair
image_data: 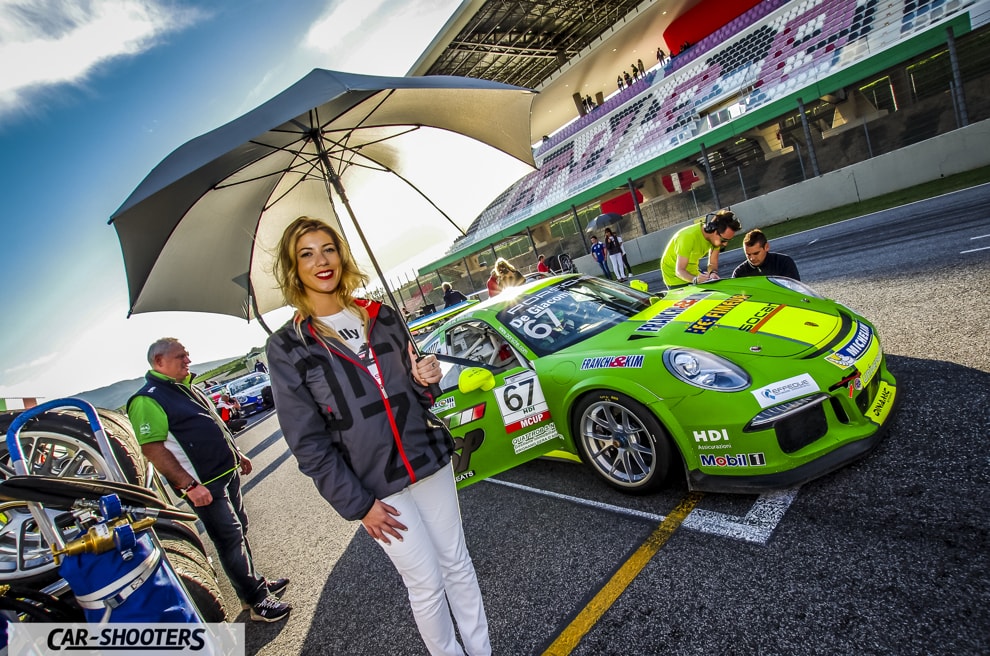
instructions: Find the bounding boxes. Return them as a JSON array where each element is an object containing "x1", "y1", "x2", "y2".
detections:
[
  {"x1": 273, "y1": 216, "x2": 369, "y2": 338},
  {"x1": 494, "y1": 257, "x2": 516, "y2": 274}
]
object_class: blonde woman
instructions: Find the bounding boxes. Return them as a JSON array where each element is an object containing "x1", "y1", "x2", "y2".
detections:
[
  {"x1": 265, "y1": 216, "x2": 490, "y2": 656},
  {"x1": 493, "y1": 257, "x2": 525, "y2": 289}
]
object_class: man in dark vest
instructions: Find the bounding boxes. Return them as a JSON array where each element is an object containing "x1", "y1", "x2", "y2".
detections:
[{"x1": 128, "y1": 337, "x2": 291, "y2": 622}]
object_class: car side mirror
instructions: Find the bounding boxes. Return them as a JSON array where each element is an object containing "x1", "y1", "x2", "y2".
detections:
[{"x1": 458, "y1": 367, "x2": 496, "y2": 394}]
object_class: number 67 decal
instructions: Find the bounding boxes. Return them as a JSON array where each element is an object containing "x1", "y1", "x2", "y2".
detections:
[{"x1": 495, "y1": 370, "x2": 551, "y2": 433}]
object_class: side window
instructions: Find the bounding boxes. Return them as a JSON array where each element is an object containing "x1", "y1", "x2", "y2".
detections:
[{"x1": 436, "y1": 321, "x2": 522, "y2": 392}]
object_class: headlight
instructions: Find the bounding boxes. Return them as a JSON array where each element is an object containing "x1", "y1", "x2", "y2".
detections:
[
  {"x1": 662, "y1": 348, "x2": 750, "y2": 391},
  {"x1": 768, "y1": 276, "x2": 825, "y2": 299},
  {"x1": 235, "y1": 394, "x2": 248, "y2": 403}
]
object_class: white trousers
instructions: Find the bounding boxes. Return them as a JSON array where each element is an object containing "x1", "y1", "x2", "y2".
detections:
[
  {"x1": 608, "y1": 252, "x2": 626, "y2": 279},
  {"x1": 377, "y1": 462, "x2": 491, "y2": 656}
]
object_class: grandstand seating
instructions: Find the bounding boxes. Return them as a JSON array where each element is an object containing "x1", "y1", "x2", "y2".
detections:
[{"x1": 451, "y1": 0, "x2": 979, "y2": 252}]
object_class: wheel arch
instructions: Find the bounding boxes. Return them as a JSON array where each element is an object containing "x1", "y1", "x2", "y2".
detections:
[{"x1": 563, "y1": 380, "x2": 690, "y2": 485}]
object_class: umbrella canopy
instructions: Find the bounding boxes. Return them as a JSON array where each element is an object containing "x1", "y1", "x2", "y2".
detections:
[
  {"x1": 109, "y1": 69, "x2": 537, "y2": 321},
  {"x1": 585, "y1": 212, "x2": 624, "y2": 233}
]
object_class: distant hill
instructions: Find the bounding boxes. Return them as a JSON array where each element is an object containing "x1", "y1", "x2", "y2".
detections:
[{"x1": 72, "y1": 355, "x2": 245, "y2": 411}]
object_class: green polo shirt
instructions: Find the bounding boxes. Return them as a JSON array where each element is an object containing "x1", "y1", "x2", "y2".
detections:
[
  {"x1": 128, "y1": 370, "x2": 194, "y2": 445},
  {"x1": 660, "y1": 222, "x2": 712, "y2": 287}
]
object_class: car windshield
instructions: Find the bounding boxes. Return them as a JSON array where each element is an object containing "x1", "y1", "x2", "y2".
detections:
[
  {"x1": 496, "y1": 277, "x2": 654, "y2": 356},
  {"x1": 228, "y1": 374, "x2": 267, "y2": 394}
]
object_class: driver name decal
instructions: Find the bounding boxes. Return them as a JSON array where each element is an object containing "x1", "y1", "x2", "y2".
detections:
[
  {"x1": 685, "y1": 294, "x2": 750, "y2": 334},
  {"x1": 495, "y1": 370, "x2": 552, "y2": 434},
  {"x1": 580, "y1": 355, "x2": 645, "y2": 370}
]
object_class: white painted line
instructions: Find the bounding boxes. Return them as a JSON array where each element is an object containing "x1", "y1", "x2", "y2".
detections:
[
  {"x1": 682, "y1": 487, "x2": 799, "y2": 544},
  {"x1": 971, "y1": 234, "x2": 990, "y2": 240},
  {"x1": 484, "y1": 478, "x2": 799, "y2": 545},
  {"x1": 960, "y1": 246, "x2": 990, "y2": 254}
]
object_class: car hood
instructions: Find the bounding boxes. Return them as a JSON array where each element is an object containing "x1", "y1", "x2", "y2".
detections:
[{"x1": 625, "y1": 285, "x2": 841, "y2": 357}]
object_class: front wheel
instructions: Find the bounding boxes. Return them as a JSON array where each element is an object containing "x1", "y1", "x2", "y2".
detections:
[{"x1": 572, "y1": 392, "x2": 671, "y2": 494}]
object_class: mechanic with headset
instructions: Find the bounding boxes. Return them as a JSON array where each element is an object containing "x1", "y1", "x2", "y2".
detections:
[{"x1": 660, "y1": 208, "x2": 741, "y2": 288}]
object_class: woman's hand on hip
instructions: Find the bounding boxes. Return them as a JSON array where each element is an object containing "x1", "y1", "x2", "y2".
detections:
[{"x1": 361, "y1": 499, "x2": 408, "y2": 545}]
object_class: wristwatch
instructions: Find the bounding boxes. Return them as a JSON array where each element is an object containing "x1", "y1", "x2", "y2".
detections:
[{"x1": 181, "y1": 480, "x2": 199, "y2": 494}]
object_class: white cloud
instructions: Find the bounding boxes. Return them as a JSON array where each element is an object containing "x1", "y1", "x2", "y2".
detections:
[
  {"x1": 0, "y1": 296, "x2": 281, "y2": 401},
  {"x1": 304, "y1": 0, "x2": 459, "y2": 76},
  {"x1": 1, "y1": 351, "x2": 59, "y2": 378},
  {"x1": 0, "y1": 0, "x2": 200, "y2": 115}
]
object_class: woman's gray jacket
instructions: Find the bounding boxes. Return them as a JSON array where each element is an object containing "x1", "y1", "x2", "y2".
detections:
[{"x1": 266, "y1": 301, "x2": 453, "y2": 521}]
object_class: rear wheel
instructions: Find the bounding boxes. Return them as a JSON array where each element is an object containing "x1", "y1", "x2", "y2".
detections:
[{"x1": 572, "y1": 391, "x2": 671, "y2": 494}]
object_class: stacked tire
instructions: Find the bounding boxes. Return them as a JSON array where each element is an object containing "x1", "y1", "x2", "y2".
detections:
[{"x1": 0, "y1": 407, "x2": 226, "y2": 621}]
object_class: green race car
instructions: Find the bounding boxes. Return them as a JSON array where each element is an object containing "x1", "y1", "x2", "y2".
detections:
[{"x1": 421, "y1": 274, "x2": 896, "y2": 494}]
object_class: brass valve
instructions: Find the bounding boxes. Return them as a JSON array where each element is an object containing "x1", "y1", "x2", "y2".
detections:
[{"x1": 52, "y1": 516, "x2": 156, "y2": 561}]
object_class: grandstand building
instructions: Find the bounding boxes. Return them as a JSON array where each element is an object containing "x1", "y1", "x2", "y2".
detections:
[{"x1": 398, "y1": 0, "x2": 990, "y2": 303}]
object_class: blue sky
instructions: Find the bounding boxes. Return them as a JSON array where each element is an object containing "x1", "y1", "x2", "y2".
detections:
[{"x1": 0, "y1": 0, "x2": 462, "y2": 401}]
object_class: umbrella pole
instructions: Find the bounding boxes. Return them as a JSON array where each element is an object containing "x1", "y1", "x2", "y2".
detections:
[
  {"x1": 313, "y1": 138, "x2": 409, "y2": 335},
  {"x1": 249, "y1": 283, "x2": 274, "y2": 335}
]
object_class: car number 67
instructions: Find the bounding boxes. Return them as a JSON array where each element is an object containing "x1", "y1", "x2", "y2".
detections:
[
  {"x1": 510, "y1": 307, "x2": 561, "y2": 339},
  {"x1": 502, "y1": 378, "x2": 535, "y2": 411}
]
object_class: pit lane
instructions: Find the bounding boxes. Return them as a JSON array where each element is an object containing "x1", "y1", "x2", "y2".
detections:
[{"x1": 200, "y1": 184, "x2": 990, "y2": 655}]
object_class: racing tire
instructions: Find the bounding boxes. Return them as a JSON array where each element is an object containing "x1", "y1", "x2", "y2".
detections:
[
  {"x1": 160, "y1": 538, "x2": 227, "y2": 622},
  {"x1": 0, "y1": 408, "x2": 146, "y2": 585},
  {"x1": 0, "y1": 408, "x2": 144, "y2": 486},
  {"x1": 261, "y1": 386, "x2": 274, "y2": 409},
  {"x1": 572, "y1": 391, "x2": 671, "y2": 494}
]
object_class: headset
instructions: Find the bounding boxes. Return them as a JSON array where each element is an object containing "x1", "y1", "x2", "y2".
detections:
[{"x1": 703, "y1": 208, "x2": 735, "y2": 233}]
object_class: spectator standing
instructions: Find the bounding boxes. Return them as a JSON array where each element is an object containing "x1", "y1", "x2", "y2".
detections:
[
  {"x1": 657, "y1": 47, "x2": 666, "y2": 64},
  {"x1": 486, "y1": 269, "x2": 500, "y2": 298},
  {"x1": 589, "y1": 235, "x2": 611, "y2": 278},
  {"x1": 616, "y1": 75, "x2": 625, "y2": 91},
  {"x1": 623, "y1": 70, "x2": 633, "y2": 87},
  {"x1": 266, "y1": 216, "x2": 491, "y2": 656},
  {"x1": 604, "y1": 228, "x2": 626, "y2": 282},
  {"x1": 441, "y1": 281, "x2": 468, "y2": 308},
  {"x1": 127, "y1": 338, "x2": 290, "y2": 622},
  {"x1": 537, "y1": 254, "x2": 550, "y2": 274},
  {"x1": 254, "y1": 359, "x2": 268, "y2": 373},
  {"x1": 660, "y1": 209, "x2": 741, "y2": 288},
  {"x1": 732, "y1": 229, "x2": 801, "y2": 280},
  {"x1": 637, "y1": 58, "x2": 645, "y2": 75}
]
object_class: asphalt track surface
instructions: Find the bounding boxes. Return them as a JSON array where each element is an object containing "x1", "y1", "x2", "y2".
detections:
[{"x1": 197, "y1": 184, "x2": 990, "y2": 655}]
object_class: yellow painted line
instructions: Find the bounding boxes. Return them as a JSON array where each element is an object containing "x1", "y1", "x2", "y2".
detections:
[{"x1": 541, "y1": 491, "x2": 704, "y2": 656}]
